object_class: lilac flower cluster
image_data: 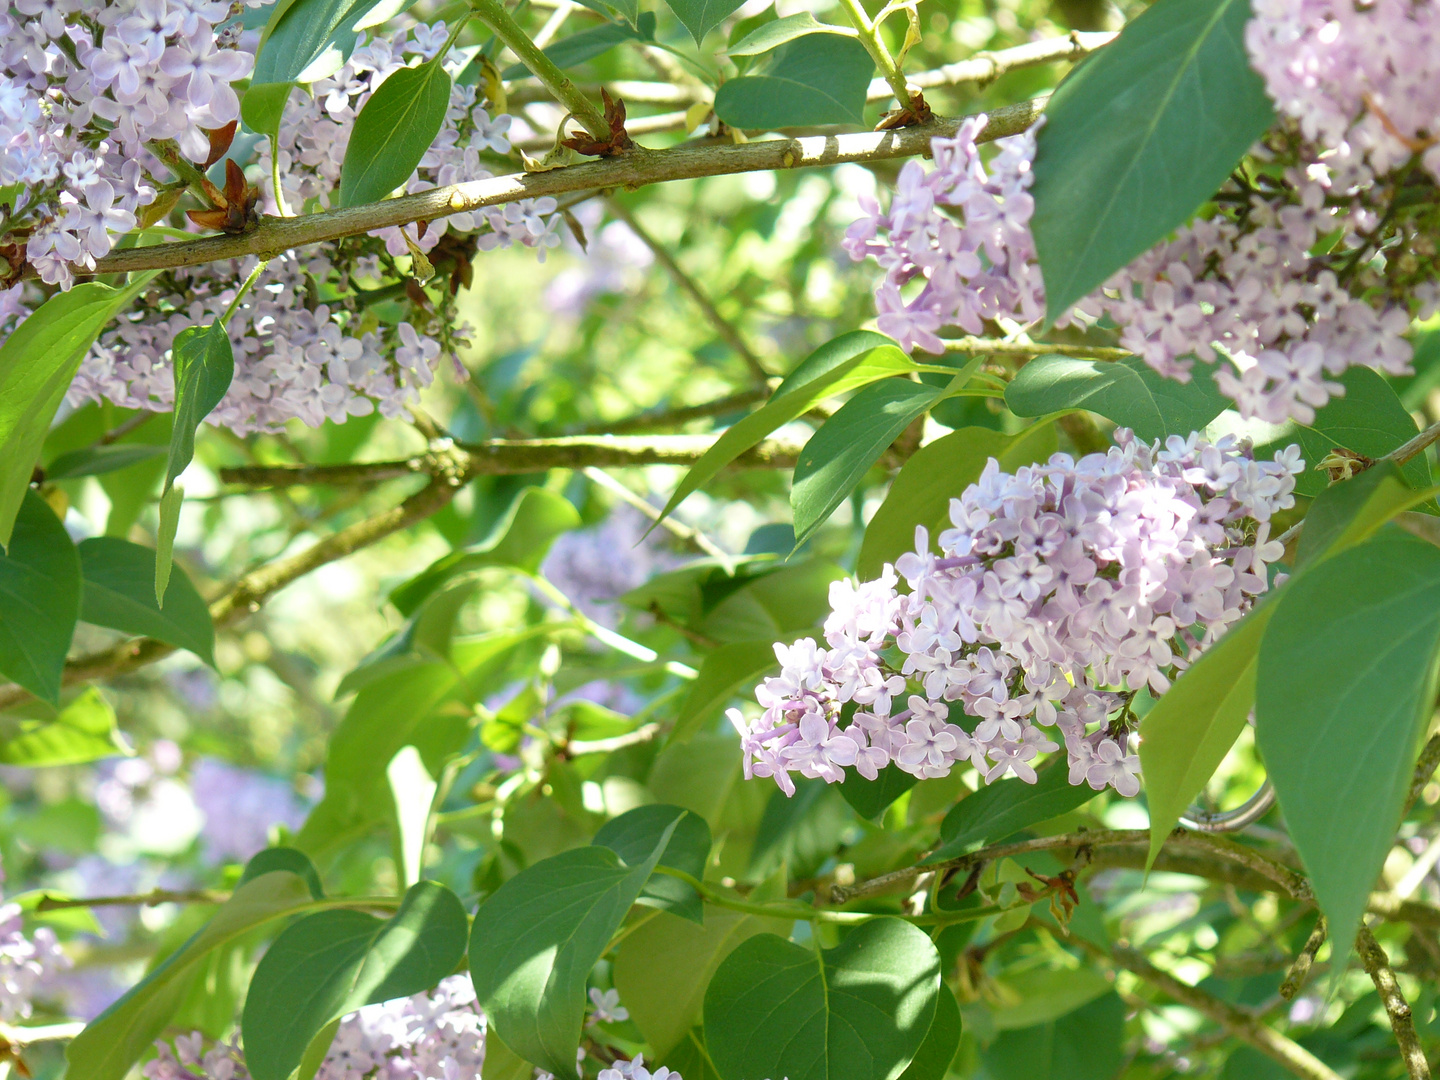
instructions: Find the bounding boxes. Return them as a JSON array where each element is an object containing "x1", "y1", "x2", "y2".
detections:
[
  {"x1": 0, "y1": 0, "x2": 256, "y2": 288},
  {"x1": 597, "y1": 1056, "x2": 680, "y2": 1080},
  {"x1": 0, "y1": 902, "x2": 69, "y2": 1022},
  {"x1": 843, "y1": 115, "x2": 1043, "y2": 354},
  {"x1": 846, "y1": 112, "x2": 1429, "y2": 425},
  {"x1": 730, "y1": 432, "x2": 1302, "y2": 798},
  {"x1": 144, "y1": 975, "x2": 485, "y2": 1080},
  {"x1": 1247, "y1": 0, "x2": 1440, "y2": 186},
  {"x1": 189, "y1": 758, "x2": 309, "y2": 865}
]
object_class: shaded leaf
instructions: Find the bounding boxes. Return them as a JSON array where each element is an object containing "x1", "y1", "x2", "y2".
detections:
[
  {"x1": 923, "y1": 757, "x2": 1094, "y2": 865},
  {"x1": 898, "y1": 986, "x2": 962, "y2": 1080},
  {"x1": 592, "y1": 804, "x2": 711, "y2": 924},
  {"x1": 981, "y1": 991, "x2": 1125, "y2": 1079},
  {"x1": 671, "y1": 639, "x2": 778, "y2": 744},
  {"x1": 0, "y1": 492, "x2": 80, "y2": 704},
  {"x1": 1031, "y1": 0, "x2": 1274, "y2": 319},
  {"x1": 729, "y1": 12, "x2": 838, "y2": 55},
  {"x1": 45, "y1": 444, "x2": 166, "y2": 481},
  {"x1": 664, "y1": 0, "x2": 744, "y2": 45},
  {"x1": 838, "y1": 767, "x2": 919, "y2": 821},
  {"x1": 714, "y1": 33, "x2": 873, "y2": 130},
  {"x1": 80, "y1": 537, "x2": 215, "y2": 665}
]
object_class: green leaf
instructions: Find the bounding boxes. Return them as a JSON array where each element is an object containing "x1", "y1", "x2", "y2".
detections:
[
  {"x1": 1256, "y1": 366, "x2": 1432, "y2": 498},
  {"x1": 858, "y1": 423, "x2": 1057, "y2": 581},
  {"x1": 1139, "y1": 601, "x2": 1272, "y2": 867},
  {"x1": 252, "y1": 0, "x2": 408, "y2": 85},
  {"x1": 0, "y1": 492, "x2": 80, "y2": 704},
  {"x1": 838, "y1": 767, "x2": 919, "y2": 821},
  {"x1": 671, "y1": 639, "x2": 778, "y2": 744},
  {"x1": 613, "y1": 903, "x2": 791, "y2": 1060},
  {"x1": 159, "y1": 320, "x2": 233, "y2": 605},
  {"x1": 45, "y1": 444, "x2": 167, "y2": 481},
  {"x1": 0, "y1": 280, "x2": 149, "y2": 546},
  {"x1": 242, "y1": 880, "x2": 469, "y2": 1080},
  {"x1": 0, "y1": 688, "x2": 128, "y2": 766},
  {"x1": 792, "y1": 379, "x2": 947, "y2": 548},
  {"x1": 299, "y1": 638, "x2": 526, "y2": 854},
  {"x1": 65, "y1": 864, "x2": 319, "y2": 1080},
  {"x1": 386, "y1": 746, "x2": 437, "y2": 889},
  {"x1": 1140, "y1": 461, "x2": 1433, "y2": 864},
  {"x1": 703, "y1": 918, "x2": 942, "y2": 1080},
  {"x1": 593, "y1": 804, "x2": 711, "y2": 924},
  {"x1": 923, "y1": 757, "x2": 1094, "y2": 865},
  {"x1": 241, "y1": 82, "x2": 294, "y2": 140},
  {"x1": 749, "y1": 777, "x2": 853, "y2": 880},
  {"x1": 468, "y1": 815, "x2": 682, "y2": 1080},
  {"x1": 728, "y1": 12, "x2": 839, "y2": 55},
  {"x1": 1256, "y1": 527, "x2": 1440, "y2": 954},
  {"x1": 1005, "y1": 355, "x2": 1229, "y2": 442},
  {"x1": 981, "y1": 991, "x2": 1125, "y2": 1080},
  {"x1": 391, "y1": 488, "x2": 581, "y2": 615},
  {"x1": 898, "y1": 986, "x2": 962, "y2": 1080},
  {"x1": 1030, "y1": 0, "x2": 1275, "y2": 319},
  {"x1": 339, "y1": 59, "x2": 452, "y2": 208},
  {"x1": 657, "y1": 333, "x2": 916, "y2": 527},
  {"x1": 664, "y1": 0, "x2": 744, "y2": 45},
  {"x1": 714, "y1": 33, "x2": 874, "y2": 130},
  {"x1": 79, "y1": 537, "x2": 215, "y2": 665},
  {"x1": 240, "y1": 847, "x2": 326, "y2": 898}
]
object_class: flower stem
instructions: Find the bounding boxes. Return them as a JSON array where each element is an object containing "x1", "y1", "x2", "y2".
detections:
[
  {"x1": 468, "y1": 0, "x2": 610, "y2": 141},
  {"x1": 836, "y1": 0, "x2": 914, "y2": 112}
]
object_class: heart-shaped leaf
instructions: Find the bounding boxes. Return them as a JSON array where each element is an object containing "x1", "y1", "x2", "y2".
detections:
[
  {"x1": 592, "y1": 804, "x2": 711, "y2": 924},
  {"x1": 714, "y1": 33, "x2": 873, "y2": 130},
  {"x1": 704, "y1": 917, "x2": 942, "y2": 1080}
]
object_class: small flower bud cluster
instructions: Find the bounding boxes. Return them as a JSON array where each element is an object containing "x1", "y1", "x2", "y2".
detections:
[
  {"x1": 1, "y1": 0, "x2": 258, "y2": 288},
  {"x1": 1246, "y1": 0, "x2": 1440, "y2": 186},
  {"x1": 730, "y1": 432, "x2": 1302, "y2": 799},
  {"x1": 0, "y1": 902, "x2": 69, "y2": 1022}
]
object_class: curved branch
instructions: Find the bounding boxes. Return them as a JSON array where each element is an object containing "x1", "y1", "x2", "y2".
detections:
[{"x1": 85, "y1": 101, "x2": 1046, "y2": 277}]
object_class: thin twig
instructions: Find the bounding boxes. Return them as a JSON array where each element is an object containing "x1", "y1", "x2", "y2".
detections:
[
  {"x1": 34, "y1": 889, "x2": 228, "y2": 912},
  {"x1": 605, "y1": 197, "x2": 769, "y2": 382},
  {"x1": 1356, "y1": 924, "x2": 1432, "y2": 1080},
  {"x1": 82, "y1": 102, "x2": 1046, "y2": 278},
  {"x1": 1280, "y1": 916, "x2": 1328, "y2": 1000},
  {"x1": 1406, "y1": 732, "x2": 1440, "y2": 818},
  {"x1": 567, "y1": 385, "x2": 772, "y2": 435},
  {"x1": 1388, "y1": 419, "x2": 1440, "y2": 468},
  {"x1": 1098, "y1": 943, "x2": 1344, "y2": 1080},
  {"x1": 564, "y1": 722, "x2": 662, "y2": 757},
  {"x1": 580, "y1": 467, "x2": 731, "y2": 561},
  {"x1": 938, "y1": 337, "x2": 1130, "y2": 360}
]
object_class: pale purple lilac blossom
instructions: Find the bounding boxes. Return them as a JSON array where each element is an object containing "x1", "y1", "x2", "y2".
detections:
[
  {"x1": 730, "y1": 431, "x2": 1303, "y2": 799},
  {"x1": 0, "y1": 902, "x2": 69, "y2": 1022},
  {"x1": 844, "y1": 112, "x2": 1422, "y2": 425}
]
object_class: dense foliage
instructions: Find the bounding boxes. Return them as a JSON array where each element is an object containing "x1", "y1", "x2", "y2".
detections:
[{"x1": 0, "y1": 0, "x2": 1439, "y2": 1079}]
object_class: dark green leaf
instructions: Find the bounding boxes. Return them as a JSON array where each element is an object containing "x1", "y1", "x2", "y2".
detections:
[
  {"x1": 592, "y1": 804, "x2": 711, "y2": 924},
  {"x1": 252, "y1": 0, "x2": 408, "y2": 85},
  {"x1": 391, "y1": 488, "x2": 581, "y2": 615},
  {"x1": 838, "y1": 767, "x2": 919, "y2": 821},
  {"x1": 714, "y1": 34, "x2": 874, "y2": 130},
  {"x1": 0, "y1": 280, "x2": 148, "y2": 546},
  {"x1": 981, "y1": 991, "x2": 1125, "y2": 1080},
  {"x1": 664, "y1": 0, "x2": 744, "y2": 45},
  {"x1": 340, "y1": 59, "x2": 452, "y2": 208},
  {"x1": 65, "y1": 866, "x2": 318, "y2": 1080},
  {"x1": 1257, "y1": 366, "x2": 1431, "y2": 498},
  {"x1": 1256, "y1": 528, "x2": 1440, "y2": 953},
  {"x1": 858, "y1": 423, "x2": 1057, "y2": 580},
  {"x1": 1031, "y1": 0, "x2": 1274, "y2": 319},
  {"x1": 703, "y1": 918, "x2": 941, "y2": 1080},
  {"x1": 0, "y1": 492, "x2": 80, "y2": 704},
  {"x1": 924, "y1": 757, "x2": 1094, "y2": 865},
  {"x1": 671, "y1": 639, "x2": 778, "y2": 744},
  {"x1": 469, "y1": 815, "x2": 682, "y2": 1079},
  {"x1": 80, "y1": 537, "x2": 215, "y2": 665},
  {"x1": 656, "y1": 332, "x2": 915, "y2": 526},
  {"x1": 45, "y1": 444, "x2": 166, "y2": 481},
  {"x1": 241, "y1": 82, "x2": 295, "y2": 140},
  {"x1": 728, "y1": 12, "x2": 838, "y2": 55},
  {"x1": 1005, "y1": 355, "x2": 1229, "y2": 442},
  {"x1": 239, "y1": 847, "x2": 325, "y2": 898},
  {"x1": 613, "y1": 901, "x2": 790, "y2": 1060},
  {"x1": 898, "y1": 985, "x2": 962, "y2": 1080},
  {"x1": 242, "y1": 881, "x2": 469, "y2": 1080},
  {"x1": 0, "y1": 688, "x2": 128, "y2": 766},
  {"x1": 749, "y1": 778, "x2": 853, "y2": 880},
  {"x1": 792, "y1": 379, "x2": 947, "y2": 548}
]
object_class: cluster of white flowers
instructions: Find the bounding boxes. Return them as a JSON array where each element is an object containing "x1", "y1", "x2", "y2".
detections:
[
  {"x1": 0, "y1": 902, "x2": 69, "y2": 1022},
  {"x1": 731, "y1": 432, "x2": 1303, "y2": 799},
  {"x1": 0, "y1": 0, "x2": 255, "y2": 288}
]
